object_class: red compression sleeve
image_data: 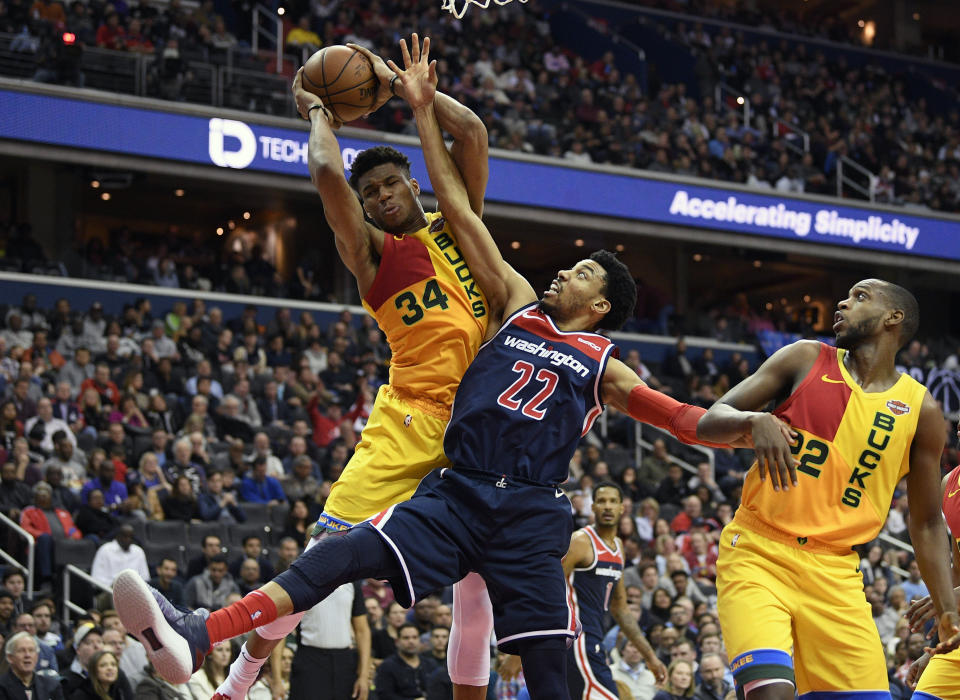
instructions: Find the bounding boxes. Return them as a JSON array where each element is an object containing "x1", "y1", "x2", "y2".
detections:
[
  {"x1": 205, "y1": 590, "x2": 278, "y2": 646},
  {"x1": 626, "y1": 384, "x2": 725, "y2": 447}
]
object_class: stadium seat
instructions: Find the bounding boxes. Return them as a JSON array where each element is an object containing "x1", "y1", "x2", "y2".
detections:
[
  {"x1": 227, "y1": 524, "x2": 271, "y2": 548},
  {"x1": 269, "y1": 503, "x2": 290, "y2": 528},
  {"x1": 127, "y1": 519, "x2": 147, "y2": 545},
  {"x1": 241, "y1": 503, "x2": 270, "y2": 526},
  {"x1": 145, "y1": 520, "x2": 188, "y2": 545},
  {"x1": 144, "y1": 543, "x2": 186, "y2": 573},
  {"x1": 189, "y1": 522, "x2": 227, "y2": 544},
  {"x1": 54, "y1": 539, "x2": 98, "y2": 571}
]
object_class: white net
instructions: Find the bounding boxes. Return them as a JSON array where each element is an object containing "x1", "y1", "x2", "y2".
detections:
[{"x1": 440, "y1": 0, "x2": 527, "y2": 19}]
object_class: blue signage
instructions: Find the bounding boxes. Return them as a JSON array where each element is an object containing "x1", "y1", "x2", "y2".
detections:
[{"x1": 3, "y1": 88, "x2": 959, "y2": 261}]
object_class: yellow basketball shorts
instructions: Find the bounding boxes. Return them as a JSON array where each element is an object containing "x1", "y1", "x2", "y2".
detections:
[
  {"x1": 716, "y1": 523, "x2": 889, "y2": 698},
  {"x1": 319, "y1": 384, "x2": 450, "y2": 528},
  {"x1": 914, "y1": 647, "x2": 960, "y2": 699}
]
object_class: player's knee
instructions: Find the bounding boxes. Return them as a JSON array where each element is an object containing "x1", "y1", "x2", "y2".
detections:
[
  {"x1": 257, "y1": 611, "x2": 305, "y2": 640},
  {"x1": 741, "y1": 679, "x2": 795, "y2": 700}
]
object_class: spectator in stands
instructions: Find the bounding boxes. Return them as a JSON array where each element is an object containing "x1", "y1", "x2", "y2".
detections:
[
  {"x1": 90, "y1": 524, "x2": 149, "y2": 588},
  {"x1": 31, "y1": 602, "x2": 61, "y2": 652},
  {"x1": 187, "y1": 642, "x2": 232, "y2": 700},
  {"x1": 235, "y1": 558, "x2": 262, "y2": 596},
  {"x1": 184, "y1": 554, "x2": 237, "y2": 611},
  {"x1": 74, "y1": 489, "x2": 118, "y2": 541},
  {"x1": 0, "y1": 460, "x2": 32, "y2": 519},
  {"x1": 639, "y1": 439, "x2": 672, "y2": 493},
  {"x1": 78, "y1": 390, "x2": 108, "y2": 436},
  {"x1": 1, "y1": 631, "x2": 64, "y2": 700},
  {"x1": 247, "y1": 431, "x2": 282, "y2": 478},
  {"x1": 164, "y1": 438, "x2": 206, "y2": 494},
  {"x1": 101, "y1": 626, "x2": 147, "y2": 692},
  {"x1": 80, "y1": 365, "x2": 120, "y2": 408},
  {"x1": 273, "y1": 536, "x2": 299, "y2": 575},
  {"x1": 0, "y1": 590, "x2": 15, "y2": 636},
  {"x1": 279, "y1": 498, "x2": 311, "y2": 543},
  {"x1": 186, "y1": 535, "x2": 223, "y2": 579},
  {"x1": 0, "y1": 399, "x2": 24, "y2": 451},
  {"x1": 900, "y1": 559, "x2": 929, "y2": 603},
  {"x1": 281, "y1": 456, "x2": 319, "y2": 502},
  {"x1": 285, "y1": 14, "x2": 320, "y2": 52},
  {"x1": 196, "y1": 469, "x2": 245, "y2": 523},
  {"x1": 81, "y1": 460, "x2": 129, "y2": 512},
  {"x1": 239, "y1": 455, "x2": 283, "y2": 505},
  {"x1": 228, "y1": 533, "x2": 274, "y2": 581},
  {"x1": 257, "y1": 380, "x2": 291, "y2": 427},
  {"x1": 611, "y1": 639, "x2": 657, "y2": 700},
  {"x1": 656, "y1": 463, "x2": 692, "y2": 507},
  {"x1": 693, "y1": 652, "x2": 730, "y2": 700},
  {"x1": 62, "y1": 624, "x2": 104, "y2": 695},
  {"x1": 51, "y1": 382, "x2": 82, "y2": 428},
  {"x1": 2, "y1": 312, "x2": 34, "y2": 351},
  {"x1": 13, "y1": 613, "x2": 59, "y2": 677},
  {"x1": 160, "y1": 475, "x2": 198, "y2": 522},
  {"x1": 374, "y1": 623, "x2": 435, "y2": 699},
  {"x1": 11, "y1": 378, "x2": 38, "y2": 423},
  {"x1": 20, "y1": 481, "x2": 81, "y2": 582},
  {"x1": 25, "y1": 398, "x2": 74, "y2": 453},
  {"x1": 149, "y1": 557, "x2": 184, "y2": 608},
  {"x1": 68, "y1": 649, "x2": 124, "y2": 700}
]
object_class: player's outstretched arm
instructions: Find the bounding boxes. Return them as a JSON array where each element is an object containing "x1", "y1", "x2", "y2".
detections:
[
  {"x1": 389, "y1": 35, "x2": 533, "y2": 323},
  {"x1": 293, "y1": 68, "x2": 380, "y2": 295},
  {"x1": 601, "y1": 358, "x2": 744, "y2": 448},
  {"x1": 349, "y1": 39, "x2": 489, "y2": 217},
  {"x1": 907, "y1": 393, "x2": 960, "y2": 655},
  {"x1": 608, "y1": 579, "x2": 667, "y2": 684},
  {"x1": 696, "y1": 341, "x2": 817, "y2": 491}
]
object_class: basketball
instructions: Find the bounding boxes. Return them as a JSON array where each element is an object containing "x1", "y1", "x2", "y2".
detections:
[{"x1": 301, "y1": 45, "x2": 378, "y2": 124}]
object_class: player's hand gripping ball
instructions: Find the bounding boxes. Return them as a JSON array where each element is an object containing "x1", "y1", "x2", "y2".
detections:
[{"x1": 301, "y1": 45, "x2": 377, "y2": 124}]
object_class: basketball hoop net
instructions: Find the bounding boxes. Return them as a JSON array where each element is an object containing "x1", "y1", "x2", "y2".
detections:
[{"x1": 441, "y1": 0, "x2": 527, "y2": 19}]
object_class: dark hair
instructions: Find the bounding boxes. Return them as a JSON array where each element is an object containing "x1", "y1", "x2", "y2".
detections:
[
  {"x1": 348, "y1": 146, "x2": 412, "y2": 192},
  {"x1": 397, "y1": 622, "x2": 420, "y2": 637},
  {"x1": 208, "y1": 554, "x2": 228, "y2": 566},
  {"x1": 202, "y1": 535, "x2": 221, "y2": 548},
  {"x1": 242, "y1": 534, "x2": 262, "y2": 546},
  {"x1": 878, "y1": 281, "x2": 919, "y2": 346},
  {"x1": 159, "y1": 557, "x2": 178, "y2": 569},
  {"x1": 2, "y1": 570, "x2": 24, "y2": 583},
  {"x1": 592, "y1": 480, "x2": 623, "y2": 501},
  {"x1": 589, "y1": 250, "x2": 636, "y2": 330}
]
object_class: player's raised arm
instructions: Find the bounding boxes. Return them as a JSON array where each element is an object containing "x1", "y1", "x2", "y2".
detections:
[
  {"x1": 906, "y1": 393, "x2": 960, "y2": 654},
  {"x1": 600, "y1": 357, "x2": 745, "y2": 449},
  {"x1": 349, "y1": 38, "x2": 489, "y2": 217},
  {"x1": 696, "y1": 341, "x2": 817, "y2": 491},
  {"x1": 292, "y1": 69, "x2": 380, "y2": 295},
  {"x1": 388, "y1": 35, "x2": 532, "y2": 322}
]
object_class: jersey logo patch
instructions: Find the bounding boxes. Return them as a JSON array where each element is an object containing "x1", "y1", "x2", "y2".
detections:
[
  {"x1": 886, "y1": 399, "x2": 910, "y2": 416},
  {"x1": 820, "y1": 374, "x2": 845, "y2": 384},
  {"x1": 577, "y1": 338, "x2": 602, "y2": 352},
  {"x1": 430, "y1": 217, "x2": 446, "y2": 232}
]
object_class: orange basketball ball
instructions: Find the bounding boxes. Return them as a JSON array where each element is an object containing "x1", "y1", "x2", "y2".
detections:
[{"x1": 301, "y1": 45, "x2": 378, "y2": 123}]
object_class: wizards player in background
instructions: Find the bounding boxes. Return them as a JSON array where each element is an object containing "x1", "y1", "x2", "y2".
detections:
[
  {"x1": 565, "y1": 481, "x2": 668, "y2": 700},
  {"x1": 905, "y1": 421, "x2": 960, "y2": 699},
  {"x1": 698, "y1": 281, "x2": 959, "y2": 700},
  {"x1": 110, "y1": 38, "x2": 756, "y2": 699}
]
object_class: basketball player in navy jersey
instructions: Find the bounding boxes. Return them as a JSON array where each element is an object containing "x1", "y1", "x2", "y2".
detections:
[
  {"x1": 565, "y1": 481, "x2": 667, "y2": 700},
  {"x1": 110, "y1": 38, "x2": 756, "y2": 699}
]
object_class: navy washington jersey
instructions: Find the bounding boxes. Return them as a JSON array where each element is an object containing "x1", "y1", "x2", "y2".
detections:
[
  {"x1": 567, "y1": 526, "x2": 624, "y2": 642},
  {"x1": 444, "y1": 302, "x2": 617, "y2": 486}
]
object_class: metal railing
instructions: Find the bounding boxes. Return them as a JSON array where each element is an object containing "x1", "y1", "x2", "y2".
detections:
[
  {"x1": 714, "y1": 82, "x2": 751, "y2": 129},
  {"x1": 62, "y1": 564, "x2": 112, "y2": 627},
  {"x1": 772, "y1": 118, "x2": 810, "y2": 154},
  {"x1": 837, "y1": 154, "x2": 878, "y2": 202},
  {"x1": 876, "y1": 532, "x2": 912, "y2": 580},
  {"x1": 0, "y1": 512, "x2": 35, "y2": 598},
  {"x1": 251, "y1": 3, "x2": 284, "y2": 73}
]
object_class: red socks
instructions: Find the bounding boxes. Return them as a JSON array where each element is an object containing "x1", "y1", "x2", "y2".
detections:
[{"x1": 205, "y1": 590, "x2": 278, "y2": 645}]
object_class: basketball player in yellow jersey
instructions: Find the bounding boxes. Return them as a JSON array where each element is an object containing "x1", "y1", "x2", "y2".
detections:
[
  {"x1": 213, "y1": 38, "x2": 493, "y2": 700},
  {"x1": 697, "y1": 279, "x2": 959, "y2": 700}
]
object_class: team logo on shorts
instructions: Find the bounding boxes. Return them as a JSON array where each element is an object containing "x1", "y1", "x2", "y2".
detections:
[
  {"x1": 404, "y1": 414, "x2": 413, "y2": 427},
  {"x1": 886, "y1": 399, "x2": 910, "y2": 415}
]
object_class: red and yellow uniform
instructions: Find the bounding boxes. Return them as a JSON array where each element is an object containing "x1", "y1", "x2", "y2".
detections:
[
  {"x1": 913, "y1": 465, "x2": 960, "y2": 700},
  {"x1": 318, "y1": 211, "x2": 489, "y2": 528},
  {"x1": 717, "y1": 342, "x2": 927, "y2": 697}
]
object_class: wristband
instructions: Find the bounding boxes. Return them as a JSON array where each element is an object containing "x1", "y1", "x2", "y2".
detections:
[
  {"x1": 389, "y1": 75, "x2": 400, "y2": 96},
  {"x1": 307, "y1": 103, "x2": 328, "y2": 119}
]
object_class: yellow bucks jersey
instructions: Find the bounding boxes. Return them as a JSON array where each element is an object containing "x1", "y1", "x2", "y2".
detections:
[
  {"x1": 361, "y1": 211, "x2": 489, "y2": 414},
  {"x1": 737, "y1": 342, "x2": 927, "y2": 548}
]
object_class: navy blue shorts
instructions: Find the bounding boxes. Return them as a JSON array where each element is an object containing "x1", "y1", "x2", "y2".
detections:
[
  {"x1": 360, "y1": 468, "x2": 577, "y2": 654},
  {"x1": 568, "y1": 635, "x2": 619, "y2": 700}
]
